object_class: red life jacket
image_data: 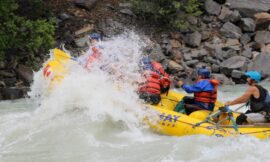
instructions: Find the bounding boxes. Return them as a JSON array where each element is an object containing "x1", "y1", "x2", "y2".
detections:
[
  {"x1": 43, "y1": 64, "x2": 53, "y2": 78},
  {"x1": 139, "y1": 70, "x2": 161, "y2": 95},
  {"x1": 85, "y1": 46, "x2": 101, "y2": 69},
  {"x1": 194, "y1": 79, "x2": 219, "y2": 103},
  {"x1": 152, "y1": 61, "x2": 171, "y2": 91}
]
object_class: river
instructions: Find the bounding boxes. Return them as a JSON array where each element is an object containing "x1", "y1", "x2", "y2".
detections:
[{"x1": 0, "y1": 33, "x2": 269, "y2": 162}]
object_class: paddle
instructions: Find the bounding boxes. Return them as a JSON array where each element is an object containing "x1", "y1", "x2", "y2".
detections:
[{"x1": 52, "y1": 48, "x2": 78, "y2": 62}]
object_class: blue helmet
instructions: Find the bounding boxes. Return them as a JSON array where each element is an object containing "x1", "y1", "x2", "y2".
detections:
[
  {"x1": 197, "y1": 68, "x2": 210, "y2": 79},
  {"x1": 89, "y1": 33, "x2": 101, "y2": 41},
  {"x1": 245, "y1": 71, "x2": 261, "y2": 82},
  {"x1": 140, "y1": 57, "x2": 153, "y2": 70}
]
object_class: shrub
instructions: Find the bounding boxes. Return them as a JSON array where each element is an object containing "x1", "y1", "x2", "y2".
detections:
[
  {"x1": 0, "y1": 0, "x2": 55, "y2": 67},
  {"x1": 130, "y1": 0, "x2": 202, "y2": 30}
]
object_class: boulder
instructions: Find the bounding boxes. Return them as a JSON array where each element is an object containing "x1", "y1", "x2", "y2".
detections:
[
  {"x1": 227, "y1": 0, "x2": 270, "y2": 17},
  {"x1": 59, "y1": 13, "x2": 71, "y2": 21},
  {"x1": 186, "y1": 60, "x2": 199, "y2": 67},
  {"x1": 211, "y1": 64, "x2": 220, "y2": 73},
  {"x1": 167, "y1": 60, "x2": 184, "y2": 73},
  {"x1": 74, "y1": 24, "x2": 94, "y2": 36},
  {"x1": 2, "y1": 77, "x2": 17, "y2": 87},
  {"x1": 170, "y1": 39, "x2": 182, "y2": 48},
  {"x1": 148, "y1": 44, "x2": 166, "y2": 62},
  {"x1": 184, "y1": 31, "x2": 202, "y2": 47},
  {"x1": 254, "y1": 31, "x2": 270, "y2": 44},
  {"x1": 0, "y1": 87, "x2": 25, "y2": 100},
  {"x1": 241, "y1": 47, "x2": 252, "y2": 59},
  {"x1": 0, "y1": 70, "x2": 15, "y2": 77},
  {"x1": 171, "y1": 49, "x2": 182, "y2": 64},
  {"x1": 74, "y1": 0, "x2": 99, "y2": 11},
  {"x1": 220, "y1": 56, "x2": 247, "y2": 76},
  {"x1": 220, "y1": 22, "x2": 242, "y2": 39},
  {"x1": 205, "y1": 0, "x2": 221, "y2": 15},
  {"x1": 15, "y1": 64, "x2": 33, "y2": 84},
  {"x1": 240, "y1": 34, "x2": 251, "y2": 45},
  {"x1": 74, "y1": 35, "x2": 89, "y2": 48},
  {"x1": 251, "y1": 53, "x2": 270, "y2": 76},
  {"x1": 212, "y1": 73, "x2": 234, "y2": 85},
  {"x1": 119, "y1": 9, "x2": 134, "y2": 16},
  {"x1": 261, "y1": 44, "x2": 270, "y2": 54},
  {"x1": 239, "y1": 18, "x2": 256, "y2": 32}
]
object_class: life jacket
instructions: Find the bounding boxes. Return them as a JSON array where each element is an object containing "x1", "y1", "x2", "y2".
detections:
[
  {"x1": 139, "y1": 70, "x2": 161, "y2": 95},
  {"x1": 194, "y1": 79, "x2": 219, "y2": 103},
  {"x1": 85, "y1": 46, "x2": 102, "y2": 69},
  {"x1": 249, "y1": 85, "x2": 270, "y2": 113},
  {"x1": 43, "y1": 64, "x2": 53, "y2": 78},
  {"x1": 152, "y1": 61, "x2": 171, "y2": 93}
]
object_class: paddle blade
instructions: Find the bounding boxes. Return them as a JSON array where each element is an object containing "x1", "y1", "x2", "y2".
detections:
[{"x1": 52, "y1": 48, "x2": 71, "y2": 62}]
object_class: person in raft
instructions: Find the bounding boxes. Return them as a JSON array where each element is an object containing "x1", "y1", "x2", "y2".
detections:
[
  {"x1": 84, "y1": 33, "x2": 103, "y2": 69},
  {"x1": 138, "y1": 57, "x2": 171, "y2": 105},
  {"x1": 175, "y1": 68, "x2": 219, "y2": 115},
  {"x1": 225, "y1": 71, "x2": 270, "y2": 125}
]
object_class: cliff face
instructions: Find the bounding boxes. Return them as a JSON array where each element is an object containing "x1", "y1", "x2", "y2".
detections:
[{"x1": 1, "y1": 0, "x2": 270, "y2": 100}]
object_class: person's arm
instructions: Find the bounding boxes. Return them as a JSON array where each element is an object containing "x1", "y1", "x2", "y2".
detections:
[
  {"x1": 225, "y1": 87, "x2": 255, "y2": 106},
  {"x1": 177, "y1": 80, "x2": 213, "y2": 93}
]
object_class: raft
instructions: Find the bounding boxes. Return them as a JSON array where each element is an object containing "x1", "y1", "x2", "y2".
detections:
[
  {"x1": 146, "y1": 90, "x2": 270, "y2": 139},
  {"x1": 42, "y1": 48, "x2": 75, "y2": 92},
  {"x1": 42, "y1": 49, "x2": 270, "y2": 139}
]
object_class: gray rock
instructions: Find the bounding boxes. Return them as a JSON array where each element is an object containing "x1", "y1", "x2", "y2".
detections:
[
  {"x1": 171, "y1": 49, "x2": 182, "y2": 64},
  {"x1": 202, "y1": 15, "x2": 215, "y2": 23},
  {"x1": 231, "y1": 70, "x2": 245, "y2": 79},
  {"x1": 251, "y1": 53, "x2": 270, "y2": 76},
  {"x1": 229, "y1": 10, "x2": 241, "y2": 22},
  {"x1": 15, "y1": 64, "x2": 33, "y2": 84},
  {"x1": 220, "y1": 22, "x2": 242, "y2": 39},
  {"x1": 74, "y1": 35, "x2": 89, "y2": 48},
  {"x1": 184, "y1": 31, "x2": 202, "y2": 47},
  {"x1": 201, "y1": 30, "x2": 211, "y2": 41},
  {"x1": 0, "y1": 70, "x2": 15, "y2": 77},
  {"x1": 241, "y1": 47, "x2": 252, "y2": 59},
  {"x1": 186, "y1": 60, "x2": 199, "y2": 67},
  {"x1": 254, "y1": 31, "x2": 270, "y2": 44},
  {"x1": 205, "y1": 0, "x2": 221, "y2": 15},
  {"x1": 239, "y1": 18, "x2": 256, "y2": 32},
  {"x1": 218, "y1": 6, "x2": 232, "y2": 21},
  {"x1": 204, "y1": 56, "x2": 218, "y2": 64},
  {"x1": 149, "y1": 44, "x2": 166, "y2": 62},
  {"x1": 97, "y1": 19, "x2": 124, "y2": 37},
  {"x1": 211, "y1": 64, "x2": 220, "y2": 73},
  {"x1": 167, "y1": 60, "x2": 184, "y2": 73},
  {"x1": 2, "y1": 77, "x2": 16, "y2": 87},
  {"x1": 220, "y1": 56, "x2": 247, "y2": 76},
  {"x1": 240, "y1": 34, "x2": 251, "y2": 45},
  {"x1": 212, "y1": 73, "x2": 234, "y2": 85},
  {"x1": 0, "y1": 87, "x2": 26, "y2": 100},
  {"x1": 227, "y1": 0, "x2": 270, "y2": 17},
  {"x1": 119, "y1": 9, "x2": 134, "y2": 16},
  {"x1": 222, "y1": 48, "x2": 238, "y2": 60},
  {"x1": 119, "y1": 3, "x2": 132, "y2": 8},
  {"x1": 74, "y1": 24, "x2": 94, "y2": 36},
  {"x1": 183, "y1": 53, "x2": 192, "y2": 61},
  {"x1": 59, "y1": 13, "x2": 70, "y2": 21},
  {"x1": 74, "y1": 0, "x2": 98, "y2": 11}
]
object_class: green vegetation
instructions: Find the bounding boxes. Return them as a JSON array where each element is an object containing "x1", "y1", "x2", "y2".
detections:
[
  {"x1": 130, "y1": 0, "x2": 202, "y2": 30},
  {"x1": 0, "y1": 0, "x2": 55, "y2": 69}
]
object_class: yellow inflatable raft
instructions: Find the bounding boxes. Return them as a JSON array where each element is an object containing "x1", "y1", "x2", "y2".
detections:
[
  {"x1": 146, "y1": 90, "x2": 270, "y2": 139},
  {"x1": 42, "y1": 49, "x2": 76, "y2": 92},
  {"x1": 42, "y1": 49, "x2": 270, "y2": 139}
]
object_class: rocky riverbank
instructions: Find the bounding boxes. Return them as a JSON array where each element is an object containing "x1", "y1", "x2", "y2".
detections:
[{"x1": 1, "y1": 0, "x2": 270, "y2": 100}]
